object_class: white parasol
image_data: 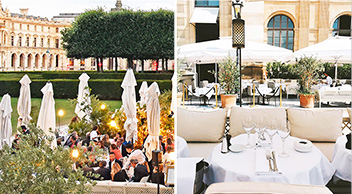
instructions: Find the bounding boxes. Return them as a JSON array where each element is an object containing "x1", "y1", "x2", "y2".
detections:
[
  {"x1": 139, "y1": 81, "x2": 148, "y2": 106},
  {"x1": 0, "y1": 94, "x2": 12, "y2": 147},
  {"x1": 17, "y1": 74, "x2": 32, "y2": 127},
  {"x1": 37, "y1": 82, "x2": 57, "y2": 148},
  {"x1": 170, "y1": 72, "x2": 177, "y2": 113},
  {"x1": 121, "y1": 69, "x2": 138, "y2": 143},
  {"x1": 144, "y1": 82, "x2": 161, "y2": 161},
  {"x1": 75, "y1": 73, "x2": 92, "y2": 120}
]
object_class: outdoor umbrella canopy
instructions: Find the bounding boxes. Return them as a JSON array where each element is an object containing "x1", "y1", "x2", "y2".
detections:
[
  {"x1": 121, "y1": 69, "x2": 138, "y2": 143},
  {"x1": 178, "y1": 36, "x2": 293, "y2": 64},
  {"x1": 139, "y1": 81, "x2": 148, "y2": 107},
  {"x1": 75, "y1": 73, "x2": 91, "y2": 120},
  {"x1": 291, "y1": 36, "x2": 352, "y2": 80},
  {"x1": 37, "y1": 82, "x2": 57, "y2": 148},
  {"x1": 144, "y1": 82, "x2": 161, "y2": 161},
  {"x1": 17, "y1": 74, "x2": 32, "y2": 127},
  {"x1": 0, "y1": 94, "x2": 12, "y2": 147}
]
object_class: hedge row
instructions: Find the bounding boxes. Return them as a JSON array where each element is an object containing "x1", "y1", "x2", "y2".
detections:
[
  {"x1": 41, "y1": 72, "x2": 173, "y2": 80},
  {"x1": 0, "y1": 79, "x2": 171, "y2": 100}
]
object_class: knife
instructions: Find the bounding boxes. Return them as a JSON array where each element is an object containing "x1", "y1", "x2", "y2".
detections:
[{"x1": 271, "y1": 150, "x2": 278, "y2": 172}]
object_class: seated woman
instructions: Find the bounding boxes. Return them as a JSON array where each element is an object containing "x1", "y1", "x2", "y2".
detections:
[{"x1": 111, "y1": 162, "x2": 128, "y2": 182}]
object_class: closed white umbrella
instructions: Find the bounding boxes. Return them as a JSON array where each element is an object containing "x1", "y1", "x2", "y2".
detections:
[
  {"x1": 121, "y1": 69, "x2": 138, "y2": 143},
  {"x1": 0, "y1": 94, "x2": 12, "y2": 147},
  {"x1": 17, "y1": 74, "x2": 32, "y2": 127},
  {"x1": 170, "y1": 72, "x2": 177, "y2": 113},
  {"x1": 139, "y1": 81, "x2": 148, "y2": 106},
  {"x1": 37, "y1": 82, "x2": 57, "y2": 148},
  {"x1": 144, "y1": 82, "x2": 161, "y2": 161},
  {"x1": 75, "y1": 73, "x2": 91, "y2": 120}
]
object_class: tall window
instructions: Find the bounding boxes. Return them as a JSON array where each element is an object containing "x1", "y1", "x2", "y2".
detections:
[
  {"x1": 333, "y1": 15, "x2": 351, "y2": 37},
  {"x1": 195, "y1": 0, "x2": 219, "y2": 7},
  {"x1": 11, "y1": 36, "x2": 14, "y2": 46},
  {"x1": 26, "y1": 37, "x2": 29, "y2": 47},
  {"x1": 47, "y1": 39, "x2": 50, "y2": 48},
  {"x1": 41, "y1": 38, "x2": 44, "y2": 47},
  {"x1": 33, "y1": 37, "x2": 37, "y2": 47},
  {"x1": 55, "y1": 39, "x2": 59, "y2": 48},
  {"x1": 267, "y1": 15, "x2": 294, "y2": 50},
  {"x1": 19, "y1": 36, "x2": 22, "y2": 47},
  {"x1": 56, "y1": 27, "x2": 59, "y2": 33}
]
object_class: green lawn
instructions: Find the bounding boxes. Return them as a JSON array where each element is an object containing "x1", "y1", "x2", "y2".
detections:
[{"x1": 0, "y1": 97, "x2": 121, "y2": 134}]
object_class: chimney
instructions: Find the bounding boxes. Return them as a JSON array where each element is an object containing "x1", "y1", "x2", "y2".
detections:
[{"x1": 20, "y1": 8, "x2": 28, "y2": 15}]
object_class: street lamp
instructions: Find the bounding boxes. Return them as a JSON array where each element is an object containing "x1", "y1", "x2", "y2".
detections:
[
  {"x1": 232, "y1": 0, "x2": 245, "y2": 107},
  {"x1": 100, "y1": 104, "x2": 106, "y2": 110}
]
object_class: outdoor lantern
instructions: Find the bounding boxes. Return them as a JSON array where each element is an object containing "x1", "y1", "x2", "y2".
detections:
[{"x1": 232, "y1": 0, "x2": 245, "y2": 48}]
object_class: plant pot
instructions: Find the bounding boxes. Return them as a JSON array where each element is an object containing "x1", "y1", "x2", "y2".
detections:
[
  {"x1": 220, "y1": 94, "x2": 237, "y2": 108},
  {"x1": 299, "y1": 94, "x2": 315, "y2": 108}
]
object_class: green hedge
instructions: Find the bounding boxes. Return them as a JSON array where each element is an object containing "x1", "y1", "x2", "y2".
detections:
[
  {"x1": 41, "y1": 72, "x2": 173, "y2": 80},
  {"x1": 0, "y1": 79, "x2": 171, "y2": 100}
]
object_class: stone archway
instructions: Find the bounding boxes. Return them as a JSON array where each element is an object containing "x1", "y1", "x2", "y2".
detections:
[
  {"x1": 19, "y1": 53, "x2": 25, "y2": 69},
  {"x1": 35, "y1": 54, "x2": 40, "y2": 69},
  {"x1": 55, "y1": 54, "x2": 60, "y2": 68},
  {"x1": 42, "y1": 54, "x2": 47, "y2": 69},
  {"x1": 11, "y1": 53, "x2": 17, "y2": 70},
  {"x1": 27, "y1": 54, "x2": 33, "y2": 69}
]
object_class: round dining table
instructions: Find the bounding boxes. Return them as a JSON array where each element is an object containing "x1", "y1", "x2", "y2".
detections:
[
  {"x1": 177, "y1": 136, "x2": 190, "y2": 158},
  {"x1": 205, "y1": 134, "x2": 335, "y2": 186},
  {"x1": 331, "y1": 135, "x2": 351, "y2": 182}
]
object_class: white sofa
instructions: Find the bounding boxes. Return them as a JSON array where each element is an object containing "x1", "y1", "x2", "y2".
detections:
[
  {"x1": 90, "y1": 182, "x2": 174, "y2": 194},
  {"x1": 178, "y1": 107, "x2": 345, "y2": 161}
]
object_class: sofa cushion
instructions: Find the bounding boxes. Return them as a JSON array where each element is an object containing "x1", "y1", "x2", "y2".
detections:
[
  {"x1": 229, "y1": 107, "x2": 287, "y2": 137},
  {"x1": 177, "y1": 107, "x2": 227, "y2": 142},
  {"x1": 312, "y1": 142, "x2": 335, "y2": 162},
  {"x1": 187, "y1": 142, "x2": 219, "y2": 158},
  {"x1": 287, "y1": 108, "x2": 343, "y2": 142}
]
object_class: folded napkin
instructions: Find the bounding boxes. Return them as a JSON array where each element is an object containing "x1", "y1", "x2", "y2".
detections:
[{"x1": 255, "y1": 149, "x2": 270, "y2": 175}]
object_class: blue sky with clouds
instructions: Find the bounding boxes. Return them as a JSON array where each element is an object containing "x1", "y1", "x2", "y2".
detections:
[{"x1": 2, "y1": 0, "x2": 174, "y2": 18}]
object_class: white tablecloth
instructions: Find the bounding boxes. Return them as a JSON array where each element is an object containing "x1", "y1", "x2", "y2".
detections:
[
  {"x1": 332, "y1": 135, "x2": 351, "y2": 182},
  {"x1": 177, "y1": 157, "x2": 203, "y2": 194},
  {"x1": 195, "y1": 87, "x2": 214, "y2": 99},
  {"x1": 205, "y1": 134, "x2": 335, "y2": 185},
  {"x1": 177, "y1": 136, "x2": 190, "y2": 158}
]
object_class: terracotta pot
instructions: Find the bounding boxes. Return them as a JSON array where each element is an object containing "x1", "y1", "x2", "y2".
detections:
[
  {"x1": 299, "y1": 94, "x2": 315, "y2": 108},
  {"x1": 220, "y1": 94, "x2": 237, "y2": 108}
]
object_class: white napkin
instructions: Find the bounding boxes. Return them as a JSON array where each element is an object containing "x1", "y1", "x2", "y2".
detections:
[{"x1": 255, "y1": 148, "x2": 271, "y2": 175}]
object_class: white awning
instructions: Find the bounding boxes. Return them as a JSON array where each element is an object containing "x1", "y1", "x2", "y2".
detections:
[{"x1": 189, "y1": 8, "x2": 219, "y2": 24}]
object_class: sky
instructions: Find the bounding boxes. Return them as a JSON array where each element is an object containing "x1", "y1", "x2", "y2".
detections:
[{"x1": 1, "y1": 0, "x2": 174, "y2": 19}]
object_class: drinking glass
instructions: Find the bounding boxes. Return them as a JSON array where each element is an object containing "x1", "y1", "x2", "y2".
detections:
[
  {"x1": 242, "y1": 116, "x2": 254, "y2": 148},
  {"x1": 277, "y1": 121, "x2": 290, "y2": 158},
  {"x1": 256, "y1": 117, "x2": 267, "y2": 142},
  {"x1": 265, "y1": 119, "x2": 278, "y2": 148}
]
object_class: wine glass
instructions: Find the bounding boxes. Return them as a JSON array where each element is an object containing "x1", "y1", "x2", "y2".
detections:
[
  {"x1": 256, "y1": 117, "x2": 267, "y2": 142},
  {"x1": 277, "y1": 121, "x2": 290, "y2": 158},
  {"x1": 265, "y1": 119, "x2": 278, "y2": 148},
  {"x1": 242, "y1": 116, "x2": 254, "y2": 148}
]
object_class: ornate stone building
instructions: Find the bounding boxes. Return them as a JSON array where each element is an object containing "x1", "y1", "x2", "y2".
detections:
[{"x1": 177, "y1": 0, "x2": 351, "y2": 50}]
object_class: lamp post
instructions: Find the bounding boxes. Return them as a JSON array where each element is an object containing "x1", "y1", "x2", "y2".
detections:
[{"x1": 232, "y1": 0, "x2": 245, "y2": 107}]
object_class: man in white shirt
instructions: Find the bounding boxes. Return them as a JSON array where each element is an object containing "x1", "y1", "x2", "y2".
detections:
[
  {"x1": 123, "y1": 143, "x2": 145, "y2": 169},
  {"x1": 90, "y1": 125, "x2": 99, "y2": 142},
  {"x1": 324, "y1": 73, "x2": 333, "y2": 86}
]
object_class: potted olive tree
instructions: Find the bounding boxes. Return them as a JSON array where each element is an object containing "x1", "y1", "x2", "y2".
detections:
[
  {"x1": 291, "y1": 56, "x2": 324, "y2": 108},
  {"x1": 217, "y1": 55, "x2": 240, "y2": 108}
]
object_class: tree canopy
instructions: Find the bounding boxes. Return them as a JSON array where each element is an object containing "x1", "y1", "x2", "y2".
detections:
[{"x1": 61, "y1": 8, "x2": 174, "y2": 63}]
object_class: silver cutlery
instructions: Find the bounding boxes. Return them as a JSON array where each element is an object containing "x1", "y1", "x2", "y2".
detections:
[
  {"x1": 266, "y1": 149, "x2": 273, "y2": 172},
  {"x1": 271, "y1": 150, "x2": 278, "y2": 172}
]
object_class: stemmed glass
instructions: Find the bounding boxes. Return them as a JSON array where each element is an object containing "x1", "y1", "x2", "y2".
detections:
[
  {"x1": 265, "y1": 119, "x2": 278, "y2": 148},
  {"x1": 242, "y1": 116, "x2": 254, "y2": 148},
  {"x1": 277, "y1": 121, "x2": 291, "y2": 158},
  {"x1": 255, "y1": 117, "x2": 266, "y2": 144}
]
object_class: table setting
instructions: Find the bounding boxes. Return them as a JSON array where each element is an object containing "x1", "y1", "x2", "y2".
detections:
[
  {"x1": 331, "y1": 134, "x2": 351, "y2": 182},
  {"x1": 205, "y1": 117, "x2": 335, "y2": 186},
  {"x1": 177, "y1": 136, "x2": 190, "y2": 158}
]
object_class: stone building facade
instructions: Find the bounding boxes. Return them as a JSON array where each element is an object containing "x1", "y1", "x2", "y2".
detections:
[{"x1": 177, "y1": 0, "x2": 351, "y2": 50}]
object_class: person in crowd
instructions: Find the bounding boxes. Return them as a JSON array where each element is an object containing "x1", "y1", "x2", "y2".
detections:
[
  {"x1": 113, "y1": 132, "x2": 121, "y2": 144},
  {"x1": 159, "y1": 135, "x2": 166, "y2": 154},
  {"x1": 111, "y1": 162, "x2": 128, "y2": 182},
  {"x1": 21, "y1": 125, "x2": 30, "y2": 135},
  {"x1": 82, "y1": 132, "x2": 90, "y2": 147},
  {"x1": 116, "y1": 138, "x2": 127, "y2": 157},
  {"x1": 97, "y1": 141, "x2": 105, "y2": 150},
  {"x1": 102, "y1": 134, "x2": 111, "y2": 150},
  {"x1": 70, "y1": 135, "x2": 78, "y2": 149},
  {"x1": 64, "y1": 131, "x2": 79, "y2": 147},
  {"x1": 324, "y1": 73, "x2": 333, "y2": 86},
  {"x1": 166, "y1": 137, "x2": 174, "y2": 151},
  {"x1": 94, "y1": 161, "x2": 111, "y2": 180},
  {"x1": 142, "y1": 161, "x2": 151, "y2": 175},
  {"x1": 90, "y1": 126, "x2": 99, "y2": 142},
  {"x1": 150, "y1": 164, "x2": 165, "y2": 185},
  {"x1": 109, "y1": 152, "x2": 123, "y2": 170},
  {"x1": 87, "y1": 154, "x2": 99, "y2": 168},
  {"x1": 12, "y1": 139, "x2": 20, "y2": 150},
  {"x1": 123, "y1": 143, "x2": 145, "y2": 169},
  {"x1": 110, "y1": 144, "x2": 122, "y2": 160},
  {"x1": 130, "y1": 159, "x2": 149, "y2": 182}
]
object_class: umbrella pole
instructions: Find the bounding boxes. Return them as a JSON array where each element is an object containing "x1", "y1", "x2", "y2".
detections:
[
  {"x1": 182, "y1": 84, "x2": 185, "y2": 107},
  {"x1": 280, "y1": 85, "x2": 282, "y2": 107},
  {"x1": 334, "y1": 62, "x2": 338, "y2": 82},
  {"x1": 215, "y1": 84, "x2": 218, "y2": 108}
]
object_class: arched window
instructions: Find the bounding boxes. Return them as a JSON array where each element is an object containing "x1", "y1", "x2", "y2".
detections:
[
  {"x1": 267, "y1": 15, "x2": 294, "y2": 50},
  {"x1": 333, "y1": 15, "x2": 351, "y2": 37}
]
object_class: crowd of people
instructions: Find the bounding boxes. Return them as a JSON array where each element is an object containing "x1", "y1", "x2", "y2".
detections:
[{"x1": 58, "y1": 125, "x2": 174, "y2": 184}]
